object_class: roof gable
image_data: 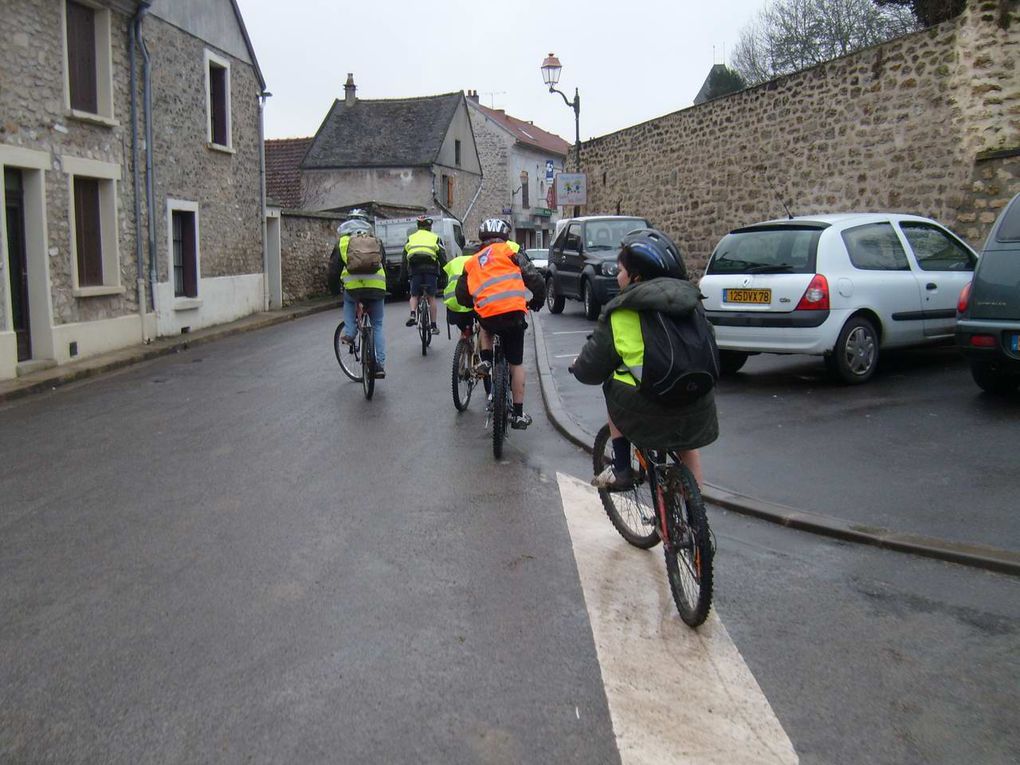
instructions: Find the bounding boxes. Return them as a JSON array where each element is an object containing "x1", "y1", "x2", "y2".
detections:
[
  {"x1": 302, "y1": 93, "x2": 465, "y2": 170},
  {"x1": 470, "y1": 102, "x2": 571, "y2": 157}
]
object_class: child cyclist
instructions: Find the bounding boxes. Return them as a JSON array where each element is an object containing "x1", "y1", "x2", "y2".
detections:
[{"x1": 570, "y1": 228, "x2": 718, "y2": 489}]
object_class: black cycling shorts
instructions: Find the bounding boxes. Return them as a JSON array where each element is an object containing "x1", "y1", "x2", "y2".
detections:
[
  {"x1": 479, "y1": 312, "x2": 527, "y2": 366},
  {"x1": 447, "y1": 309, "x2": 477, "y2": 331}
]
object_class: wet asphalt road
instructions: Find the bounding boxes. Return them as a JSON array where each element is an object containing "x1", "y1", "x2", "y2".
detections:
[
  {"x1": 1, "y1": 305, "x2": 1018, "y2": 764},
  {"x1": 540, "y1": 305, "x2": 1020, "y2": 552}
]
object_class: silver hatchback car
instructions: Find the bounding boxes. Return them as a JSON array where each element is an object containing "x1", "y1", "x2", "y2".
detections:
[{"x1": 700, "y1": 213, "x2": 978, "y2": 383}]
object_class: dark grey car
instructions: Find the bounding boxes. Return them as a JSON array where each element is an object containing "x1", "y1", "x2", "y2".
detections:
[{"x1": 955, "y1": 192, "x2": 1020, "y2": 393}]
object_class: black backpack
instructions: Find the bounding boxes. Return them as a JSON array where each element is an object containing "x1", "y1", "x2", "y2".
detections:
[{"x1": 637, "y1": 306, "x2": 720, "y2": 405}]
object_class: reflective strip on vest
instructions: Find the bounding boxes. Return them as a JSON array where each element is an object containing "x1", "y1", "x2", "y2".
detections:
[
  {"x1": 406, "y1": 230, "x2": 440, "y2": 260},
  {"x1": 342, "y1": 270, "x2": 386, "y2": 291},
  {"x1": 477, "y1": 289, "x2": 528, "y2": 308},
  {"x1": 610, "y1": 308, "x2": 644, "y2": 387}
]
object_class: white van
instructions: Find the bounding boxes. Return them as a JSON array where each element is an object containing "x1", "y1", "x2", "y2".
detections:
[{"x1": 374, "y1": 215, "x2": 466, "y2": 295}]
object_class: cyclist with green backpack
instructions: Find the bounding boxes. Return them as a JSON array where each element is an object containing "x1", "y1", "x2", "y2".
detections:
[{"x1": 570, "y1": 228, "x2": 720, "y2": 489}]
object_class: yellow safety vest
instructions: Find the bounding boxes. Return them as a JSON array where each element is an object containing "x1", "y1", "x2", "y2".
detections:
[
  {"x1": 339, "y1": 235, "x2": 386, "y2": 291},
  {"x1": 610, "y1": 308, "x2": 643, "y2": 387},
  {"x1": 443, "y1": 255, "x2": 473, "y2": 312},
  {"x1": 405, "y1": 229, "x2": 441, "y2": 261}
]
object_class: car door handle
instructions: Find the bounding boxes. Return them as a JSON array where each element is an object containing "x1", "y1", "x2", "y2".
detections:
[{"x1": 925, "y1": 283, "x2": 937, "y2": 290}]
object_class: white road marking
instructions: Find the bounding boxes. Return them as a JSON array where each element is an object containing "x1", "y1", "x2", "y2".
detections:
[
  {"x1": 554, "y1": 354, "x2": 578, "y2": 358},
  {"x1": 551, "y1": 330, "x2": 592, "y2": 335},
  {"x1": 556, "y1": 472, "x2": 798, "y2": 765}
]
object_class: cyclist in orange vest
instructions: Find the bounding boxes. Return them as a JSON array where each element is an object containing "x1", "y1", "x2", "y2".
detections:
[{"x1": 456, "y1": 218, "x2": 546, "y2": 429}]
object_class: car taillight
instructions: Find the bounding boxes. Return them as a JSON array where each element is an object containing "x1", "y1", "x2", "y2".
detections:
[
  {"x1": 957, "y1": 282, "x2": 972, "y2": 313},
  {"x1": 795, "y1": 274, "x2": 829, "y2": 311},
  {"x1": 969, "y1": 334, "x2": 997, "y2": 347}
]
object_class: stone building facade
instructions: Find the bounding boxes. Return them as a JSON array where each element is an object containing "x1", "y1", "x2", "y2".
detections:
[
  {"x1": 0, "y1": 0, "x2": 269, "y2": 381},
  {"x1": 580, "y1": 0, "x2": 1019, "y2": 275}
]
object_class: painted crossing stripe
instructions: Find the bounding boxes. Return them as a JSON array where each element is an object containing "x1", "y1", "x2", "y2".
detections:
[{"x1": 556, "y1": 473, "x2": 798, "y2": 765}]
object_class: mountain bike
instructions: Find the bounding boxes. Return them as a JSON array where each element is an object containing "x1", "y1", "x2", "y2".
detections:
[
  {"x1": 487, "y1": 334, "x2": 513, "y2": 459},
  {"x1": 592, "y1": 424, "x2": 714, "y2": 627},
  {"x1": 451, "y1": 317, "x2": 491, "y2": 411},
  {"x1": 333, "y1": 300, "x2": 377, "y2": 400},
  {"x1": 415, "y1": 286, "x2": 433, "y2": 356}
]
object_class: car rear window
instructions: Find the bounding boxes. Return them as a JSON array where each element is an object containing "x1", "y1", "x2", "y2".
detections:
[
  {"x1": 994, "y1": 195, "x2": 1020, "y2": 243},
  {"x1": 706, "y1": 226, "x2": 820, "y2": 275},
  {"x1": 584, "y1": 219, "x2": 649, "y2": 250},
  {"x1": 841, "y1": 223, "x2": 910, "y2": 271}
]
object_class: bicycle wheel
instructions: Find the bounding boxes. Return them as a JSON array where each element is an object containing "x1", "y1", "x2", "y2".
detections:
[
  {"x1": 592, "y1": 425, "x2": 660, "y2": 549},
  {"x1": 418, "y1": 303, "x2": 429, "y2": 356},
  {"x1": 491, "y1": 355, "x2": 509, "y2": 459},
  {"x1": 451, "y1": 338, "x2": 475, "y2": 411},
  {"x1": 361, "y1": 323, "x2": 376, "y2": 400},
  {"x1": 334, "y1": 322, "x2": 362, "y2": 382},
  {"x1": 662, "y1": 464, "x2": 714, "y2": 627}
]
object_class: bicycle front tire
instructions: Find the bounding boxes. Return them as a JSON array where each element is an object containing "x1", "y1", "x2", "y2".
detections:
[
  {"x1": 663, "y1": 464, "x2": 714, "y2": 627},
  {"x1": 334, "y1": 322, "x2": 362, "y2": 382},
  {"x1": 592, "y1": 425, "x2": 660, "y2": 549},
  {"x1": 418, "y1": 305, "x2": 429, "y2": 356}
]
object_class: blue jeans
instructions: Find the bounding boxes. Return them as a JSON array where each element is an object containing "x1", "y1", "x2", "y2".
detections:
[{"x1": 342, "y1": 293, "x2": 386, "y2": 366}]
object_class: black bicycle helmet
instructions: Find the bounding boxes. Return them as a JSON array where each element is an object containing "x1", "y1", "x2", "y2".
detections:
[
  {"x1": 618, "y1": 227, "x2": 687, "y2": 281},
  {"x1": 416, "y1": 215, "x2": 433, "y2": 230},
  {"x1": 478, "y1": 218, "x2": 512, "y2": 241}
]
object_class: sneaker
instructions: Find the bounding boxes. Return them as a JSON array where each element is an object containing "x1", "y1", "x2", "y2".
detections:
[
  {"x1": 591, "y1": 466, "x2": 635, "y2": 491},
  {"x1": 485, "y1": 393, "x2": 493, "y2": 413},
  {"x1": 473, "y1": 360, "x2": 491, "y2": 376},
  {"x1": 374, "y1": 365, "x2": 386, "y2": 379},
  {"x1": 510, "y1": 412, "x2": 533, "y2": 430},
  {"x1": 431, "y1": 323, "x2": 439, "y2": 335},
  {"x1": 339, "y1": 334, "x2": 355, "y2": 346},
  {"x1": 405, "y1": 316, "x2": 416, "y2": 327}
]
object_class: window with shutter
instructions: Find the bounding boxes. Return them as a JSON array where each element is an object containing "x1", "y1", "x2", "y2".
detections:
[
  {"x1": 74, "y1": 178, "x2": 103, "y2": 286},
  {"x1": 66, "y1": 1, "x2": 98, "y2": 114}
]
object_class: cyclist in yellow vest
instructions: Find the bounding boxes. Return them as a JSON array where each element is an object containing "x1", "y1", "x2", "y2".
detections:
[
  {"x1": 401, "y1": 216, "x2": 446, "y2": 334},
  {"x1": 442, "y1": 253, "x2": 475, "y2": 338},
  {"x1": 571, "y1": 228, "x2": 718, "y2": 489},
  {"x1": 337, "y1": 215, "x2": 388, "y2": 378}
]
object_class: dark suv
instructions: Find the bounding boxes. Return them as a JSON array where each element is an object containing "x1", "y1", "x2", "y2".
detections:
[
  {"x1": 956, "y1": 192, "x2": 1020, "y2": 393},
  {"x1": 545, "y1": 216, "x2": 650, "y2": 319}
]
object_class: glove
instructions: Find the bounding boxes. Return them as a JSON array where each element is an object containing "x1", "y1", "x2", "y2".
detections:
[{"x1": 528, "y1": 299, "x2": 543, "y2": 312}]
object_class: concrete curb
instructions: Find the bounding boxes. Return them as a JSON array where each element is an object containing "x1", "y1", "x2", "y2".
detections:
[
  {"x1": 531, "y1": 312, "x2": 1020, "y2": 577},
  {"x1": 0, "y1": 297, "x2": 339, "y2": 405}
]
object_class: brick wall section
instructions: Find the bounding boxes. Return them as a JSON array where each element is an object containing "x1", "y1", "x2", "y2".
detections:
[
  {"x1": 1, "y1": 0, "x2": 139, "y2": 325},
  {"x1": 581, "y1": 0, "x2": 1019, "y2": 275},
  {"x1": 146, "y1": 17, "x2": 263, "y2": 282},
  {"x1": 280, "y1": 212, "x2": 341, "y2": 304},
  {"x1": 466, "y1": 106, "x2": 513, "y2": 239}
]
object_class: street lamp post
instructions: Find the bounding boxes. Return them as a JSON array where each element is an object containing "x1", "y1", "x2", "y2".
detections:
[{"x1": 541, "y1": 53, "x2": 581, "y2": 216}]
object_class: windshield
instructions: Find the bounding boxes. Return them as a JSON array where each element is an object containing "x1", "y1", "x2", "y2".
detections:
[
  {"x1": 583, "y1": 219, "x2": 649, "y2": 250},
  {"x1": 707, "y1": 227, "x2": 821, "y2": 275}
]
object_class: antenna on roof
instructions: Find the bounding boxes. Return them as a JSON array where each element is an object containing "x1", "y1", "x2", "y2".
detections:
[{"x1": 480, "y1": 91, "x2": 506, "y2": 108}]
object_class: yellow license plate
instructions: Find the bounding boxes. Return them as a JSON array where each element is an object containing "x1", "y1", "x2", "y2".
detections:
[{"x1": 724, "y1": 288, "x2": 771, "y2": 304}]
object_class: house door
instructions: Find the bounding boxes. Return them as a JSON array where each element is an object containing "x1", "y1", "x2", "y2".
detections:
[{"x1": 4, "y1": 168, "x2": 31, "y2": 361}]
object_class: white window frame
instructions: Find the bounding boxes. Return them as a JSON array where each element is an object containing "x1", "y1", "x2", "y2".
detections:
[
  {"x1": 204, "y1": 49, "x2": 233, "y2": 152},
  {"x1": 61, "y1": 0, "x2": 117, "y2": 126},
  {"x1": 166, "y1": 199, "x2": 202, "y2": 309},
  {"x1": 62, "y1": 155, "x2": 123, "y2": 296}
]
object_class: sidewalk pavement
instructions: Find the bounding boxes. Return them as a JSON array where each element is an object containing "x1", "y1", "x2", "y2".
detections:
[
  {"x1": 0, "y1": 296, "x2": 339, "y2": 405},
  {"x1": 530, "y1": 313, "x2": 1020, "y2": 578}
]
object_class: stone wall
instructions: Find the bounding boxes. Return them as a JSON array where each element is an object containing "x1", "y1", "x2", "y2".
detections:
[
  {"x1": 280, "y1": 212, "x2": 341, "y2": 304},
  {"x1": 581, "y1": 0, "x2": 1019, "y2": 275},
  {"x1": 147, "y1": 16, "x2": 263, "y2": 282},
  {"x1": 465, "y1": 104, "x2": 512, "y2": 239}
]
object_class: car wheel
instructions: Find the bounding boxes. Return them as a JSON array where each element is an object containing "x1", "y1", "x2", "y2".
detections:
[
  {"x1": 719, "y1": 350, "x2": 748, "y2": 375},
  {"x1": 546, "y1": 276, "x2": 565, "y2": 314},
  {"x1": 582, "y1": 280, "x2": 600, "y2": 320},
  {"x1": 829, "y1": 316, "x2": 879, "y2": 384},
  {"x1": 970, "y1": 362, "x2": 1019, "y2": 394}
]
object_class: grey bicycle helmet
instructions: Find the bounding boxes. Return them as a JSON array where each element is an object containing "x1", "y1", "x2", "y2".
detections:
[
  {"x1": 478, "y1": 218, "x2": 512, "y2": 241},
  {"x1": 618, "y1": 228, "x2": 688, "y2": 281},
  {"x1": 338, "y1": 219, "x2": 373, "y2": 236}
]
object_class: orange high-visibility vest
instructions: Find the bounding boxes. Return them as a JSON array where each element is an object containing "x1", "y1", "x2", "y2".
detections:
[{"x1": 465, "y1": 242, "x2": 527, "y2": 318}]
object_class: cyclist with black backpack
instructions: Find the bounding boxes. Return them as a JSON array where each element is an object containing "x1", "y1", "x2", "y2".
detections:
[{"x1": 570, "y1": 228, "x2": 720, "y2": 490}]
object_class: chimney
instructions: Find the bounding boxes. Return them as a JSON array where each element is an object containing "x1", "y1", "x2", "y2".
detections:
[
  {"x1": 467, "y1": 89, "x2": 479, "y2": 104},
  {"x1": 344, "y1": 73, "x2": 356, "y2": 107}
]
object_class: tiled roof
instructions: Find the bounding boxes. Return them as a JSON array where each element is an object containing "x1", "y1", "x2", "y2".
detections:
[
  {"x1": 302, "y1": 93, "x2": 463, "y2": 169},
  {"x1": 265, "y1": 137, "x2": 313, "y2": 209},
  {"x1": 471, "y1": 102, "x2": 571, "y2": 157}
]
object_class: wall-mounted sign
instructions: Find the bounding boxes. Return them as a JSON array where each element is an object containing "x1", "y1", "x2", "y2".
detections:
[
  {"x1": 555, "y1": 173, "x2": 587, "y2": 205},
  {"x1": 545, "y1": 160, "x2": 555, "y2": 182},
  {"x1": 501, "y1": 206, "x2": 512, "y2": 215}
]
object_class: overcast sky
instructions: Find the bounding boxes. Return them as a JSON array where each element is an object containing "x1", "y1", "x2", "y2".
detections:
[{"x1": 234, "y1": 0, "x2": 766, "y2": 144}]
